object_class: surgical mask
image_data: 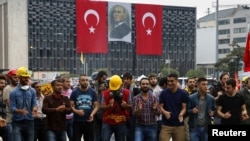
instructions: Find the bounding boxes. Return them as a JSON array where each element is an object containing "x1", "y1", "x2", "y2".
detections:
[{"x1": 21, "y1": 85, "x2": 30, "y2": 90}]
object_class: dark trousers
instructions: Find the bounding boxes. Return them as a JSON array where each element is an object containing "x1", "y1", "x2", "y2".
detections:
[
  {"x1": 0, "y1": 126, "x2": 8, "y2": 141},
  {"x1": 126, "y1": 116, "x2": 135, "y2": 141},
  {"x1": 94, "y1": 116, "x2": 102, "y2": 141},
  {"x1": 73, "y1": 120, "x2": 94, "y2": 141},
  {"x1": 34, "y1": 118, "x2": 46, "y2": 141}
]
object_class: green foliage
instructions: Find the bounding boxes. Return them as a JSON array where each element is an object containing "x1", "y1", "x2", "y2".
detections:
[
  {"x1": 214, "y1": 47, "x2": 244, "y2": 75},
  {"x1": 160, "y1": 67, "x2": 179, "y2": 77},
  {"x1": 185, "y1": 69, "x2": 206, "y2": 78}
]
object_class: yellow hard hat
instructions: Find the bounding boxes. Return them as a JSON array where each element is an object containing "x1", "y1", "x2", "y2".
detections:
[
  {"x1": 242, "y1": 76, "x2": 248, "y2": 82},
  {"x1": 17, "y1": 67, "x2": 31, "y2": 77},
  {"x1": 109, "y1": 75, "x2": 122, "y2": 90}
]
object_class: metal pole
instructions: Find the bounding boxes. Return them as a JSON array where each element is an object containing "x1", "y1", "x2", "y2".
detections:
[{"x1": 215, "y1": 0, "x2": 219, "y2": 79}]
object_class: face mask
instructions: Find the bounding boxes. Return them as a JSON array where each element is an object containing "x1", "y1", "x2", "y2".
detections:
[{"x1": 21, "y1": 85, "x2": 30, "y2": 90}]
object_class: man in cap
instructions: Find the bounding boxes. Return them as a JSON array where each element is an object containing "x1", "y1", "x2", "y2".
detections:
[
  {"x1": 9, "y1": 67, "x2": 38, "y2": 141},
  {"x1": 101, "y1": 75, "x2": 131, "y2": 141},
  {"x1": 3, "y1": 69, "x2": 18, "y2": 141}
]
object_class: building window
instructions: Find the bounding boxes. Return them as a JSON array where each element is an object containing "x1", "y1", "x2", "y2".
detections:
[
  {"x1": 233, "y1": 27, "x2": 246, "y2": 34},
  {"x1": 233, "y1": 17, "x2": 246, "y2": 24},
  {"x1": 218, "y1": 39, "x2": 230, "y2": 44},
  {"x1": 218, "y1": 29, "x2": 230, "y2": 35},
  {"x1": 233, "y1": 37, "x2": 246, "y2": 43},
  {"x1": 218, "y1": 48, "x2": 230, "y2": 54},
  {"x1": 218, "y1": 19, "x2": 230, "y2": 25}
]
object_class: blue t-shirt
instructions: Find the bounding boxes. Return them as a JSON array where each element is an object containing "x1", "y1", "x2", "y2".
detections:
[
  {"x1": 159, "y1": 88, "x2": 188, "y2": 126},
  {"x1": 70, "y1": 87, "x2": 97, "y2": 121}
]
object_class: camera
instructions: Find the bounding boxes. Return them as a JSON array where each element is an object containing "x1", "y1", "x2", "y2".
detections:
[{"x1": 110, "y1": 90, "x2": 123, "y2": 104}]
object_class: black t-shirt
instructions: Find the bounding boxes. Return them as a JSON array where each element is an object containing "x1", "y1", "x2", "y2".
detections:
[{"x1": 217, "y1": 93, "x2": 245, "y2": 124}]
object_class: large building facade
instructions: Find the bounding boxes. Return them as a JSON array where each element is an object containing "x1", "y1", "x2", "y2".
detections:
[
  {"x1": 197, "y1": 6, "x2": 250, "y2": 77},
  {"x1": 1, "y1": 0, "x2": 196, "y2": 77}
]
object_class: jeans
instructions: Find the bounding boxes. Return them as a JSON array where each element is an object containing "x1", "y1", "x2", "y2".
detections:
[
  {"x1": 134, "y1": 124, "x2": 157, "y2": 141},
  {"x1": 66, "y1": 119, "x2": 73, "y2": 141},
  {"x1": 126, "y1": 116, "x2": 136, "y2": 141},
  {"x1": 46, "y1": 130, "x2": 66, "y2": 141},
  {"x1": 73, "y1": 120, "x2": 94, "y2": 141},
  {"x1": 12, "y1": 120, "x2": 34, "y2": 141},
  {"x1": 101, "y1": 122, "x2": 126, "y2": 141},
  {"x1": 7, "y1": 123, "x2": 12, "y2": 141},
  {"x1": 189, "y1": 126, "x2": 208, "y2": 141}
]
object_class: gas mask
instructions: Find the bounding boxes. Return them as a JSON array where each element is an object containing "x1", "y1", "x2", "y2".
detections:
[{"x1": 21, "y1": 85, "x2": 30, "y2": 90}]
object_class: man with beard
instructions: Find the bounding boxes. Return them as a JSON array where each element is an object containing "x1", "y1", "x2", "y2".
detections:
[
  {"x1": 31, "y1": 81, "x2": 46, "y2": 141},
  {"x1": 3, "y1": 69, "x2": 18, "y2": 141},
  {"x1": 210, "y1": 72, "x2": 229, "y2": 125},
  {"x1": 183, "y1": 77, "x2": 197, "y2": 141},
  {"x1": 61, "y1": 76, "x2": 73, "y2": 141},
  {"x1": 101, "y1": 75, "x2": 131, "y2": 141},
  {"x1": 70, "y1": 74, "x2": 99, "y2": 141},
  {"x1": 184, "y1": 78, "x2": 197, "y2": 95},
  {"x1": 42, "y1": 79, "x2": 72, "y2": 141},
  {"x1": 9, "y1": 67, "x2": 38, "y2": 141},
  {"x1": 133, "y1": 77, "x2": 160, "y2": 141},
  {"x1": 0, "y1": 74, "x2": 7, "y2": 141},
  {"x1": 148, "y1": 73, "x2": 162, "y2": 141},
  {"x1": 93, "y1": 70, "x2": 108, "y2": 141},
  {"x1": 217, "y1": 78, "x2": 249, "y2": 125}
]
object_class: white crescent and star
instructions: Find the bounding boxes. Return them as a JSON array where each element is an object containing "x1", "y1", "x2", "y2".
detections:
[
  {"x1": 142, "y1": 12, "x2": 156, "y2": 36},
  {"x1": 84, "y1": 9, "x2": 100, "y2": 33}
]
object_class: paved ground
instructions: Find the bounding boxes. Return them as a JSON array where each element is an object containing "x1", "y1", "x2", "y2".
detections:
[{"x1": 66, "y1": 134, "x2": 115, "y2": 141}]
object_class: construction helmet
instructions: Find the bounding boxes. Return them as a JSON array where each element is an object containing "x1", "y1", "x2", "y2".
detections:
[
  {"x1": 242, "y1": 76, "x2": 248, "y2": 82},
  {"x1": 7, "y1": 69, "x2": 17, "y2": 77},
  {"x1": 109, "y1": 75, "x2": 122, "y2": 90},
  {"x1": 17, "y1": 67, "x2": 31, "y2": 77}
]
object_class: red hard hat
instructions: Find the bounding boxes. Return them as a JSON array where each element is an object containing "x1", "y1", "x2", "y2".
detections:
[{"x1": 7, "y1": 69, "x2": 17, "y2": 77}]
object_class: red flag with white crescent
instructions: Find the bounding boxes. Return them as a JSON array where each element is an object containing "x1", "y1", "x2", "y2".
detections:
[
  {"x1": 135, "y1": 4, "x2": 163, "y2": 55},
  {"x1": 244, "y1": 32, "x2": 250, "y2": 72},
  {"x1": 76, "y1": 0, "x2": 107, "y2": 53}
]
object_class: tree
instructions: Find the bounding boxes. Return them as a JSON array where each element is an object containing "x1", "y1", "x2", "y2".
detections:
[
  {"x1": 160, "y1": 67, "x2": 179, "y2": 77},
  {"x1": 214, "y1": 46, "x2": 244, "y2": 76},
  {"x1": 185, "y1": 69, "x2": 205, "y2": 78}
]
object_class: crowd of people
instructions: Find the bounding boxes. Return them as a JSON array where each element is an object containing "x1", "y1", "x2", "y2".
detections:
[{"x1": 0, "y1": 67, "x2": 250, "y2": 141}]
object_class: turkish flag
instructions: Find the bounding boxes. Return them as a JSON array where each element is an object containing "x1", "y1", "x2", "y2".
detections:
[
  {"x1": 135, "y1": 4, "x2": 163, "y2": 55},
  {"x1": 76, "y1": 0, "x2": 107, "y2": 53},
  {"x1": 243, "y1": 32, "x2": 250, "y2": 72}
]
